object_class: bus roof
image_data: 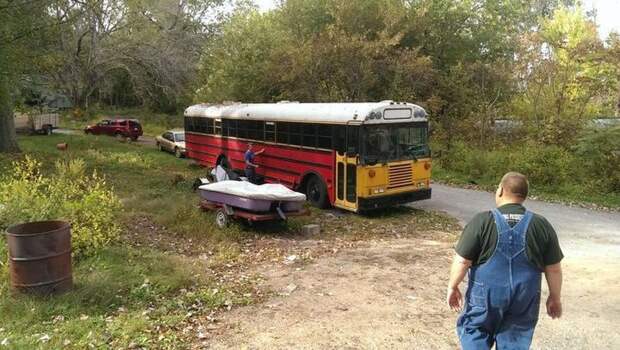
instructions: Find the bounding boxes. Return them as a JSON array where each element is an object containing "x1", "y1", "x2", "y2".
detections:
[{"x1": 184, "y1": 101, "x2": 427, "y2": 125}]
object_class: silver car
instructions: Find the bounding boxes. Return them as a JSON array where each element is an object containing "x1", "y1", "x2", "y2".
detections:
[{"x1": 156, "y1": 130, "x2": 186, "y2": 158}]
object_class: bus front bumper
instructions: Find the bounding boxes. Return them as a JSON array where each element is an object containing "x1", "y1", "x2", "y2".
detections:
[{"x1": 358, "y1": 188, "x2": 432, "y2": 211}]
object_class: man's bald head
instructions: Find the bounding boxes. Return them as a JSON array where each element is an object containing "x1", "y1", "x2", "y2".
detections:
[{"x1": 496, "y1": 172, "x2": 529, "y2": 204}]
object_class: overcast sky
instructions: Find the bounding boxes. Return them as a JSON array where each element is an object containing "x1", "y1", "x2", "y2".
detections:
[{"x1": 254, "y1": 0, "x2": 620, "y2": 40}]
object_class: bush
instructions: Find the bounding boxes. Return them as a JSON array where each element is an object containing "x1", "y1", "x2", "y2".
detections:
[
  {"x1": 511, "y1": 144, "x2": 574, "y2": 189},
  {"x1": 438, "y1": 141, "x2": 576, "y2": 190},
  {"x1": 574, "y1": 126, "x2": 620, "y2": 193},
  {"x1": 0, "y1": 156, "x2": 122, "y2": 258}
]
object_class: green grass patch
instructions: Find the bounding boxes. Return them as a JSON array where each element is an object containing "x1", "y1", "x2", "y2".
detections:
[
  {"x1": 0, "y1": 245, "x2": 239, "y2": 349},
  {"x1": 0, "y1": 134, "x2": 232, "y2": 241},
  {"x1": 0, "y1": 133, "x2": 261, "y2": 347}
]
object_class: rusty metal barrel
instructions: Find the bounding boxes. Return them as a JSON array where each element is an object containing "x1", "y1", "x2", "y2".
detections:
[{"x1": 5, "y1": 220, "x2": 73, "y2": 295}]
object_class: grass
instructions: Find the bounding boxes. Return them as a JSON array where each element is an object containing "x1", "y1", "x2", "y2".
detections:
[
  {"x1": 1, "y1": 134, "x2": 231, "y2": 240},
  {"x1": 432, "y1": 164, "x2": 620, "y2": 209},
  {"x1": 0, "y1": 132, "x2": 461, "y2": 348},
  {"x1": 59, "y1": 107, "x2": 184, "y2": 137},
  {"x1": 0, "y1": 134, "x2": 256, "y2": 348},
  {"x1": 0, "y1": 245, "x2": 247, "y2": 349}
]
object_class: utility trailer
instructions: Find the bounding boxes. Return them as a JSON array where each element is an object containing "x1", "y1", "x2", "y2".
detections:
[{"x1": 14, "y1": 113, "x2": 59, "y2": 135}]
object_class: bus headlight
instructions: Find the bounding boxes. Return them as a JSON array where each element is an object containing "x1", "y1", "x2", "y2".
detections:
[{"x1": 371, "y1": 187, "x2": 385, "y2": 194}]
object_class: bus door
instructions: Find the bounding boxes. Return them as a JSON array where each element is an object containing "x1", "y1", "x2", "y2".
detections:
[{"x1": 334, "y1": 123, "x2": 360, "y2": 211}]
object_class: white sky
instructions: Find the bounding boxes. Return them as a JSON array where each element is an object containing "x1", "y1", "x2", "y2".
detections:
[
  {"x1": 254, "y1": 0, "x2": 620, "y2": 40},
  {"x1": 583, "y1": 0, "x2": 620, "y2": 39}
]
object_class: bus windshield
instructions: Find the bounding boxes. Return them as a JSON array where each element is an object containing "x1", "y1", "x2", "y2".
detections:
[{"x1": 362, "y1": 123, "x2": 429, "y2": 165}]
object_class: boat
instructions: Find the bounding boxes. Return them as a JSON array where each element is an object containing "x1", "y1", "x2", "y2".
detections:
[{"x1": 198, "y1": 181, "x2": 306, "y2": 212}]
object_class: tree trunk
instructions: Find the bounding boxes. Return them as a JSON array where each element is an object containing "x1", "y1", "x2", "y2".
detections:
[{"x1": 0, "y1": 74, "x2": 20, "y2": 153}]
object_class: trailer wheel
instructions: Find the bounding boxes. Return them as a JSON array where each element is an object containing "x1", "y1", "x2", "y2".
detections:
[
  {"x1": 215, "y1": 209, "x2": 230, "y2": 229},
  {"x1": 306, "y1": 175, "x2": 328, "y2": 208}
]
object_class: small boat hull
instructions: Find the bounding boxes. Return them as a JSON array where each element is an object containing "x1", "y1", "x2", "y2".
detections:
[{"x1": 199, "y1": 188, "x2": 303, "y2": 212}]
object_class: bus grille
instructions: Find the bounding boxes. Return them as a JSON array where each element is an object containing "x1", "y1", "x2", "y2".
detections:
[{"x1": 388, "y1": 163, "x2": 413, "y2": 189}]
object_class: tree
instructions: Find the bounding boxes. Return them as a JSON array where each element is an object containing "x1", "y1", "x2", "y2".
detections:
[
  {"x1": 511, "y1": 6, "x2": 616, "y2": 145},
  {"x1": 0, "y1": 0, "x2": 57, "y2": 153},
  {"x1": 39, "y1": 0, "x2": 224, "y2": 112}
]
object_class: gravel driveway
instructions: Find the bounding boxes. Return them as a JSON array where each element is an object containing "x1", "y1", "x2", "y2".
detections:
[{"x1": 409, "y1": 183, "x2": 620, "y2": 258}]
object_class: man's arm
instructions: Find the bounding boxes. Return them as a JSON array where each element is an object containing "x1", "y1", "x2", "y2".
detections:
[
  {"x1": 255, "y1": 148, "x2": 265, "y2": 155},
  {"x1": 544, "y1": 262, "x2": 563, "y2": 319},
  {"x1": 447, "y1": 253, "x2": 472, "y2": 311}
]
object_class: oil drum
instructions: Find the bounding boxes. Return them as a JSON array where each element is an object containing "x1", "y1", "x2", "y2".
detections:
[{"x1": 5, "y1": 220, "x2": 73, "y2": 295}]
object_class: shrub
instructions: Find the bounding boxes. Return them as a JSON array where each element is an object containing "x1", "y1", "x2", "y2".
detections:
[
  {"x1": 0, "y1": 156, "x2": 122, "y2": 258},
  {"x1": 574, "y1": 126, "x2": 620, "y2": 193},
  {"x1": 511, "y1": 144, "x2": 574, "y2": 189},
  {"x1": 438, "y1": 141, "x2": 576, "y2": 190}
]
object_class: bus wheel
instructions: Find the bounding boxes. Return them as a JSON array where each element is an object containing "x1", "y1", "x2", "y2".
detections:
[{"x1": 306, "y1": 176, "x2": 328, "y2": 208}]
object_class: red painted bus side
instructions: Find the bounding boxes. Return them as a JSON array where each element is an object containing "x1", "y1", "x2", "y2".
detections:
[{"x1": 186, "y1": 132, "x2": 336, "y2": 204}]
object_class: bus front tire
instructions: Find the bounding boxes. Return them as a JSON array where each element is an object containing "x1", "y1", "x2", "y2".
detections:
[{"x1": 306, "y1": 176, "x2": 328, "y2": 208}]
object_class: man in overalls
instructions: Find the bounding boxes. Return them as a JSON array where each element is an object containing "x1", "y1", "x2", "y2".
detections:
[{"x1": 447, "y1": 172, "x2": 564, "y2": 349}]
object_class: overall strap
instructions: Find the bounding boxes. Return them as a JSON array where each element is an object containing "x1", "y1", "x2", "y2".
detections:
[
  {"x1": 491, "y1": 209, "x2": 511, "y2": 234},
  {"x1": 512, "y1": 210, "x2": 534, "y2": 243}
]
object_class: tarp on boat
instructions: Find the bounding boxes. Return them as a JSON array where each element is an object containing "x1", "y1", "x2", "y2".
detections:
[{"x1": 199, "y1": 181, "x2": 306, "y2": 201}]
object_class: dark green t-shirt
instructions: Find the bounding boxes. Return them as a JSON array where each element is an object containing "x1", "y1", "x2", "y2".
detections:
[{"x1": 455, "y1": 203, "x2": 564, "y2": 270}]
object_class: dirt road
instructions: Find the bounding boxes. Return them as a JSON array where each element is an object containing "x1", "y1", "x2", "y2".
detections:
[{"x1": 204, "y1": 185, "x2": 620, "y2": 349}]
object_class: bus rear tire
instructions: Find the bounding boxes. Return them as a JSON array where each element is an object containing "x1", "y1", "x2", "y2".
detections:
[{"x1": 306, "y1": 175, "x2": 328, "y2": 209}]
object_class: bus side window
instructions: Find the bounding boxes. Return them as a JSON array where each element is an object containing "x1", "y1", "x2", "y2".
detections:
[
  {"x1": 265, "y1": 122, "x2": 275, "y2": 142},
  {"x1": 276, "y1": 122, "x2": 289, "y2": 144},
  {"x1": 214, "y1": 119, "x2": 222, "y2": 135},
  {"x1": 251, "y1": 121, "x2": 264, "y2": 141},
  {"x1": 318, "y1": 125, "x2": 332, "y2": 149},
  {"x1": 289, "y1": 123, "x2": 302, "y2": 145},
  {"x1": 223, "y1": 119, "x2": 237, "y2": 137},
  {"x1": 206, "y1": 118, "x2": 214, "y2": 134},
  {"x1": 303, "y1": 124, "x2": 317, "y2": 148},
  {"x1": 237, "y1": 120, "x2": 248, "y2": 139}
]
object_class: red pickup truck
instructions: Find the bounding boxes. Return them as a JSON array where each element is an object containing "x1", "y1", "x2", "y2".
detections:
[{"x1": 84, "y1": 119, "x2": 143, "y2": 141}]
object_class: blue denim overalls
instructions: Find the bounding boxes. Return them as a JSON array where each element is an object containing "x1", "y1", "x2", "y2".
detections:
[{"x1": 457, "y1": 209, "x2": 542, "y2": 350}]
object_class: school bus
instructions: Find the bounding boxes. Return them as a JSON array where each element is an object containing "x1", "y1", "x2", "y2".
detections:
[{"x1": 184, "y1": 101, "x2": 431, "y2": 212}]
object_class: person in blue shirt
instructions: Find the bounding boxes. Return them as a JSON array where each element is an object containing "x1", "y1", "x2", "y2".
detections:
[{"x1": 244, "y1": 143, "x2": 265, "y2": 184}]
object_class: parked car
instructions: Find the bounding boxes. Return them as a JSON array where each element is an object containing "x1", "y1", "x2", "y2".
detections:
[
  {"x1": 156, "y1": 130, "x2": 186, "y2": 158},
  {"x1": 14, "y1": 112, "x2": 59, "y2": 135},
  {"x1": 84, "y1": 119, "x2": 143, "y2": 141}
]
